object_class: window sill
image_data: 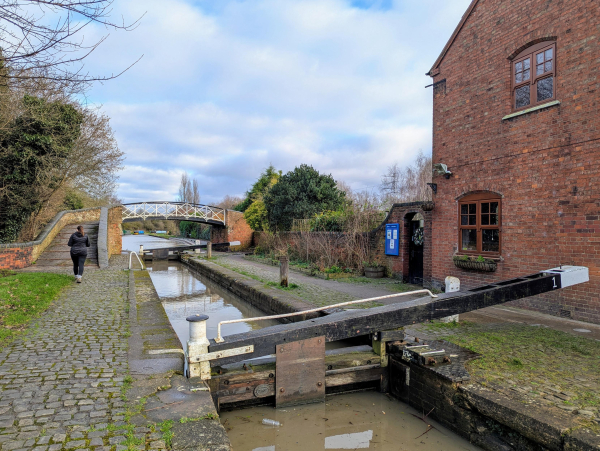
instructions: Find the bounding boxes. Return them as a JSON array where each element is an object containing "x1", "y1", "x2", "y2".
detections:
[
  {"x1": 502, "y1": 100, "x2": 560, "y2": 121},
  {"x1": 454, "y1": 253, "x2": 502, "y2": 262}
]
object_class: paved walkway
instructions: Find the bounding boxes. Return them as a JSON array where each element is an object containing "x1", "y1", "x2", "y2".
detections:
[
  {"x1": 211, "y1": 254, "x2": 425, "y2": 308},
  {"x1": 0, "y1": 256, "x2": 134, "y2": 451}
]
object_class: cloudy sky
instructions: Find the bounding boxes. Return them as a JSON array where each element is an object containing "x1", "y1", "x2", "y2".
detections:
[{"x1": 84, "y1": 0, "x2": 472, "y2": 204}]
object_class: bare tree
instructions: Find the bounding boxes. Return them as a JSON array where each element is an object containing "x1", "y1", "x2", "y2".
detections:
[
  {"x1": 178, "y1": 172, "x2": 200, "y2": 204},
  {"x1": 380, "y1": 151, "x2": 432, "y2": 205},
  {"x1": 0, "y1": 0, "x2": 142, "y2": 88},
  {"x1": 217, "y1": 195, "x2": 243, "y2": 210},
  {"x1": 191, "y1": 178, "x2": 200, "y2": 205},
  {"x1": 16, "y1": 102, "x2": 123, "y2": 240}
]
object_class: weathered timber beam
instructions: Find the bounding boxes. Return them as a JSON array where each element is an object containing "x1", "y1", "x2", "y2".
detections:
[{"x1": 208, "y1": 273, "x2": 557, "y2": 366}]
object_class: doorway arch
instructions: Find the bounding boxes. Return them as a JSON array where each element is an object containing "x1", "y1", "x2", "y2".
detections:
[{"x1": 406, "y1": 212, "x2": 424, "y2": 285}]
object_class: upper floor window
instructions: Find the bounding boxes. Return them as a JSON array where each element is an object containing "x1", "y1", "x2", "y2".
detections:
[
  {"x1": 512, "y1": 42, "x2": 556, "y2": 111},
  {"x1": 458, "y1": 193, "x2": 501, "y2": 256}
]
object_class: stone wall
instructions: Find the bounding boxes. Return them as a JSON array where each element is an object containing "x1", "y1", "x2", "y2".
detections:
[
  {"x1": 429, "y1": 0, "x2": 600, "y2": 323},
  {"x1": 0, "y1": 206, "x2": 123, "y2": 270},
  {"x1": 389, "y1": 354, "x2": 598, "y2": 450}
]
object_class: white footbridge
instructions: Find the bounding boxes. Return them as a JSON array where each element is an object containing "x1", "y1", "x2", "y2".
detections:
[{"x1": 121, "y1": 202, "x2": 226, "y2": 225}]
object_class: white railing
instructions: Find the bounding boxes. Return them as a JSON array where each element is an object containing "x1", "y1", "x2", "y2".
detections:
[
  {"x1": 121, "y1": 202, "x2": 226, "y2": 224},
  {"x1": 128, "y1": 251, "x2": 145, "y2": 270}
]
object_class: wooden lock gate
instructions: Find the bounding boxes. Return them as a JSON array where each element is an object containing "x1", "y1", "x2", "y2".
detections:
[{"x1": 184, "y1": 266, "x2": 588, "y2": 410}]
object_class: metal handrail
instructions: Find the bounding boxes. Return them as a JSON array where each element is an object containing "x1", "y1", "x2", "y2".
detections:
[
  {"x1": 121, "y1": 201, "x2": 226, "y2": 224},
  {"x1": 213, "y1": 289, "x2": 438, "y2": 343},
  {"x1": 128, "y1": 251, "x2": 145, "y2": 270}
]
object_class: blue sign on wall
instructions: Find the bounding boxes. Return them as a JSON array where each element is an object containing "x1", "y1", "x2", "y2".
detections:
[{"x1": 385, "y1": 223, "x2": 400, "y2": 256}]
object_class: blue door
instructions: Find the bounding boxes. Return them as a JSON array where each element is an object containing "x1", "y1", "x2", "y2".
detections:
[{"x1": 385, "y1": 223, "x2": 400, "y2": 256}]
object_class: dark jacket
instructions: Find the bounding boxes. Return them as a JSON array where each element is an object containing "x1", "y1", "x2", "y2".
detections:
[{"x1": 68, "y1": 232, "x2": 90, "y2": 256}]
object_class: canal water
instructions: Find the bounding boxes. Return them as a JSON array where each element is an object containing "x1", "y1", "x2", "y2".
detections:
[
  {"x1": 123, "y1": 236, "x2": 480, "y2": 451},
  {"x1": 123, "y1": 235, "x2": 279, "y2": 344}
]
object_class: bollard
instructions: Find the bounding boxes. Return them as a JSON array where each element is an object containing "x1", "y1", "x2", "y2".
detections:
[
  {"x1": 279, "y1": 256, "x2": 289, "y2": 287},
  {"x1": 186, "y1": 314, "x2": 210, "y2": 379},
  {"x1": 195, "y1": 239, "x2": 201, "y2": 254},
  {"x1": 139, "y1": 245, "x2": 144, "y2": 256},
  {"x1": 207, "y1": 242, "x2": 212, "y2": 259},
  {"x1": 441, "y1": 276, "x2": 460, "y2": 323}
]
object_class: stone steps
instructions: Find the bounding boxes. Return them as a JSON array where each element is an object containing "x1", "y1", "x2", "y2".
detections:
[{"x1": 34, "y1": 222, "x2": 100, "y2": 268}]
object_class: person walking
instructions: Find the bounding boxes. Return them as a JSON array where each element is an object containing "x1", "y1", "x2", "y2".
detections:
[{"x1": 68, "y1": 225, "x2": 90, "y2": 283}]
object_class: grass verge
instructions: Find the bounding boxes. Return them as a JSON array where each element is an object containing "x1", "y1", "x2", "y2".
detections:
[
  {"x1": 0, "y1": 272, "x2": 72, "y2": 348},
  {"x1": 425, "y1": 321, "x2": 600, "y2": 412}
]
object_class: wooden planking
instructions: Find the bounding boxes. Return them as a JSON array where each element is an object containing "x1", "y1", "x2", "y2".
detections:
[
  {"x1": 276, "y1": 336, "x2": 326, "y2": 407},
  {"x1": 216, "y1": 366, "x2": 383, "y2": 404},
  {"x1": 325, "y1": 367, "x2": 384, "y2": 387},
  {"x1": 208, "y1": 274, "x2": 556, "y2": 366},
  {"x1": 213, "y1": 349, "x2": 382, "y2": 405}
]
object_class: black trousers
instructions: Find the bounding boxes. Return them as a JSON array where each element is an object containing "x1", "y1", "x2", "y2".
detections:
[{"x1": 71, "y1": 253, "x2": 86, "y2": 276}]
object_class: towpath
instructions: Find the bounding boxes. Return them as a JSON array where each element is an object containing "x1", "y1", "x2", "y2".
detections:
[
  {"x1": 0, "y1": 256, "x2": 182, "y2": 451},
  {"x1": 209, "y1": 253, "x2": 425, "y2": 308}
]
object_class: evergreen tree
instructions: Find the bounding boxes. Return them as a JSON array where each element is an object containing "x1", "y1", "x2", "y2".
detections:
[{"x1": 264, "y1": 164, "x2": 345, "y2": 231}]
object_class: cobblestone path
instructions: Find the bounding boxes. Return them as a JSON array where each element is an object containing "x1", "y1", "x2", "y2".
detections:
[
  {"x1": 211, "y1": 254, "x2": 424, "y2": 308},
  {"x1": 0, "y1": 257, "x2": 134, "y2": 451}
]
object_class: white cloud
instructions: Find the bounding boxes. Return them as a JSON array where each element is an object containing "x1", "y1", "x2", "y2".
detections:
[{"x1": 83, "y1": 0, "x2": 472, "y2": 203}]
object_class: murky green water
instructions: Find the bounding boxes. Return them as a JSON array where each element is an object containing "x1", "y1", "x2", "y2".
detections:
[{"x1": 221, "y1": 391, "x2": 480, "y2": 451}]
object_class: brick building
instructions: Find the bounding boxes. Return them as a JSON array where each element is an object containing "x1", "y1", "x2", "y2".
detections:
[{"x1": 427, "y1": 0, "x2": 600, "y2": 323}]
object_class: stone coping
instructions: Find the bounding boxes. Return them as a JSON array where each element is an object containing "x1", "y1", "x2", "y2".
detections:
[
  {"x1": 181, "y1": 255, "x2": 317, "y2": 320},
  {"x1": 97, "y1": 207, "x2": 109, "y2": 269},
  {"x1": 502, "y1": 100, "x2": 561, "y2": 121}
]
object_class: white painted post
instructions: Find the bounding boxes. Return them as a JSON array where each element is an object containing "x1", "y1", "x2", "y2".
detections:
[
  {"x1": 186, "y1": 314, "x2": 210, "y2": 379},
  {"x1": 195, "y1": 239, "x2": 201, "y2": 254},
  {"x1": 139, "y1": 245, "x2": 144, "y2": 256},
  {"x1": 441, "y1": 276, "x2": 460, "y2": 323}
]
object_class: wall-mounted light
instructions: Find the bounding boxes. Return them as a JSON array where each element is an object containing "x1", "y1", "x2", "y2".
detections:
[{"x1": 433, "y1": 163, "x2": 453, "y2": 179}]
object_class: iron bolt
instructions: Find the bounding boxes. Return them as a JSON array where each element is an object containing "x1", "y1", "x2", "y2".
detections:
[
  {"x1": 317, "y1": 382, "x2": 323, "y2": 387},
  {"x1": 280, "y1": 388, "x2": 285, "y2": 393}
]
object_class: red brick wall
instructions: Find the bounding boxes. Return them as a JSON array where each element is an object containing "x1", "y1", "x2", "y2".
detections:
[
  {"x1": 211, "y1": 210, "x2": 253, "y2": 250},
  {"x1": 108, "y1": 206, "x2": 123, "y2": 257},
  {"x1": 369, "y1": 203, "x2": 433, "y2": 286},
  {"x1": 0, "y1": 246, "x2": 34, "y2": 269},
  {"x1": 430, "y1": 0, "x2": 600, "y2": 322}
]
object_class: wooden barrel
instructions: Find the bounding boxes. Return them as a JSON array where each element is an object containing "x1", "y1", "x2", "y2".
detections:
[{"x1": 364, "y1": 266, "x2": 385, "y2": 279}]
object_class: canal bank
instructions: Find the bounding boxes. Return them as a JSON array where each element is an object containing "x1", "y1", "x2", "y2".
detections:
[{"x1": 174, "y1": 251, "x2": 600, "y2": 451}]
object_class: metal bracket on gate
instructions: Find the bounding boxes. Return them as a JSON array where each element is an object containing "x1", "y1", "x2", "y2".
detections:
[
  {"x1": 401, "y1": 343, "x2": 446, "y2": 365},
  {"x1": 189, "y1": 345, "x2": 254, "y2": 363}
]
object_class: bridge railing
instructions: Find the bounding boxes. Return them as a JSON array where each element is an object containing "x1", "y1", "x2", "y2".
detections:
[{"x1": 121, "y1": 202, "x2": 226, "y2": 224}]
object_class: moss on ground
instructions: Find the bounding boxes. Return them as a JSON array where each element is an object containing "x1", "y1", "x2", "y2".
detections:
[
  {"x1": 425, "y1": 321, "x2": 600, "y2": 413},
  {"x1": 0, "y1": 272, "x2": 72, "y2": 348}
]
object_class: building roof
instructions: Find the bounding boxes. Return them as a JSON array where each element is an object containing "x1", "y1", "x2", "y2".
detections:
[{"x1": 427, "y1": 0, "x2": 480, "y2": 76}]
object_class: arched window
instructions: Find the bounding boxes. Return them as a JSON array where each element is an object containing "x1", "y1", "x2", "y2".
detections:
[
  {"x1": 512, "y1": 42, "x2": 556, "y2": 110},
  {"x1": 458, "y1": 193, "x2": 501, "y2": 255}
]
